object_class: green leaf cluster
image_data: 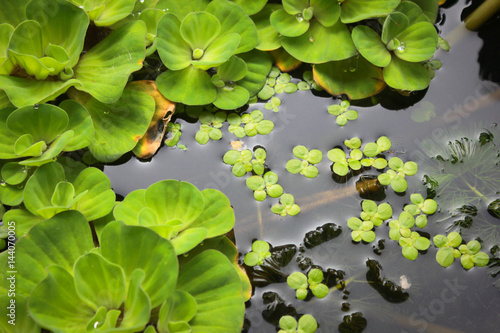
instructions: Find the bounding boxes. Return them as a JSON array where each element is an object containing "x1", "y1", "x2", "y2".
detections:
[
  {"x1": 113, "y1": 180, "x2": 236, "y2": 255},
  {"x1": 156, "y1": 0, "x2": 272, "y2": 108},
  {"x1": 378, "y1": 157, "x2": 418, "y2": 192},
  {"x1": 389, "y1": 211, "x2": 430, "y2": 260},
  {"x1": 403, "y1": 193, "x2": 438, "y2": 227},
  {"x1": 195, "y1": 111, "x2": 226, "y2": 144},
  {"x1": 360, "y1": 200, "x2": 393, "y2": 226},
  {"x1": 0, "y1": 211, "x2": 247, "y2": 333},
  {"x1": 272, "y1": 193, "x2": 301, "y2": 217},
  {"x1": 278, "y1": 314, "x2": 318, "y2": 333},
  {"x1": 246, "y1": 172, "x2": 284, "y2": 201},
  {"x1": 244, "y1": 240, "x2": 271, "y2": 266},
  {"x1": 311, "y1": 0, "x2": 446, "y2": 99},
  {"x1": 1, "y1": 161, "x2": 115, "y2": 238},
  {"x1": 164, "y1": 122, "x2": 184, "y2": 149},
  {"x1": 286, "y1": 145, "x2": 323, "y2": 178},
  {"x1": 434, "y1": 232, "x2": 490, "y2": 269},
  {"x1": 0, "y1": 102, "x2": 93, "y2": 168},
  {"x1": 347, "y1": 217, "x2": 376, "y2": 243},
  {"x1": 223, "y1": 148, "x2": 266, "y2": 177},
  {"x1": 287, "y1": 269, "x2": 329, "y2": 300},
  {"x1": 327, "y1": 100, "x2": 358, "y2": 126},
  {"x1": 328, "y1": 136, "x2": 391, "y2": 177},
  {"x1": 0, "y1": 0, "x2": 147, "y2": 108}
]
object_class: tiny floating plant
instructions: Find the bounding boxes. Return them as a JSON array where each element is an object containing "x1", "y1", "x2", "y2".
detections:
[
  {"x1": 278, "y1": 314, "x2": 318, "y2": 333},
  {"x1": 287, "y1": 269, "x2": 329, "y2": 300},
  {"x1": 286, "y1": 145, "x2": 323, "y2": 178},
  {"x1": 327, "y1": 100, "x2": 358, "y2": 126},
  {"x1": 244, "y1": 240, "x2": 272, "y2": 266}
]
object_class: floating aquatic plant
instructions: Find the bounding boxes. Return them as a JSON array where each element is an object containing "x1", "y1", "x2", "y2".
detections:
[
  {"x1": 347, "y1": 217, "x2": 376, "y2": 243},
  {"x1": 360, "y1": 200, "x2": 393, "y2": 227},
  {"x1": 278, "y1": 314, "x2": 318, "y2": 333},
  {"x1": 195, "y1": 111, "x2": 226, "y2": 145},
  {"x1": 246, "y1": 172, "x2": 284, "y2": 201},
  {"x1": 286, "y1": 145, "x2": 323, "y2": 178},
  {"x1": 244, "y1": 240, "x2": 272, "y2": 266},
  {"x1": 327, "y1": 100, "x2": 358, "y2": 126},
  {"x1": 272, "y1": 193, "x2": 301, "y2": 217},
  {"x1": 378, "y1": 157, "x2": 418, "y2": 192},
  {"x1": 0, "y1": 211, "x2": 247, "y2": 332},
  {"x1": 165, "y1": 122, "x2": 184, "y2": 149},
  {"x1": 287, "y1": 269, "x2": 329, "y2": 300},
  {"x1": 241, "y1": 110, "x2": 275, "y2": 137},
  {"x1": 113, "y1": 180, "x2": 235, "y2": 255},
  {"x1": 433, "y1": 232, "x2": 463, "y2": 267}
]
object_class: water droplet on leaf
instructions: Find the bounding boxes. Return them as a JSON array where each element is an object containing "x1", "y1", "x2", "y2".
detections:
[
  {"x1": 296, "y1": 13, "x2": 304, "y2": 22},
  {"x1": 33, "y1": 104, "x2": 39, "y2": 109}
]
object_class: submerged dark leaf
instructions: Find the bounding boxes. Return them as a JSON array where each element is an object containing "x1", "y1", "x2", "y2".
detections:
[
  {"x1": 262, "y1": 292, "x2": 297, "y2": 326},
  {"x1": 302, "y1": 223, "x2": 342, "y2": 249},
  {"x1": 488, "y1": 199, "x2": 500, "y2": 219},
  {"x1": 338, "y1": 312, "x2": 367, "y2": 333},
  {"x1": 365, "y1": 259, "x2": 409, "y2": 303}
]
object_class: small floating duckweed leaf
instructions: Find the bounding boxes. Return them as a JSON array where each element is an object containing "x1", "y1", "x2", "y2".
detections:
[
  {"x1": 434, "y1": 232, "x2": 464, "y2": 267},
  {"x1": 399, "y1": 231, "x2": 430, "y2": 260},
  {"x1": 347, "y1": 217, "x2": 376, "y2": 243},
  {"x1": 278, "y1": 314, "x2": 318, "y2": 333},
  {"x1": 287, "y1": 272, "x2": 308, "y2": 300},
  {"x1": 459, "y1": 240, "x2": 490, "y2": 269},
  {"x1": 344, "y1": 137, "x2": 361, "y2": 149},
  {"x1": 244, "y1": 240, "x2": 271, "y2": 266},
  {"x1": 327, "y1": 100, "x2": 358, "y2": 126},
  {"x1": 264, "y1": 96, "x2": 281, "y2": 112},
  {"x1": 360, "y1": 200, "x2": 393, "y2": 226},
  {"x1": 223, "y1": 149, "x2": 253, "y2": 177},
  {"x1": 272, "y1": 193, "x2": 300, "y2": 217},
  {"x1": 410, "y1": 193, "x2": 437, "y2": 214}
]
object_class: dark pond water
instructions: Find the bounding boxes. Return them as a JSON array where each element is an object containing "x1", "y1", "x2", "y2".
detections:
[{"x1": 104, "y1": 1, "x2": 500, "y2": 332}]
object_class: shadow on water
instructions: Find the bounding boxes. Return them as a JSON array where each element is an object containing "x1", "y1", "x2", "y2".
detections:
[{"x1": 103, "y1": 1, "x2": 500, "y2": 331}]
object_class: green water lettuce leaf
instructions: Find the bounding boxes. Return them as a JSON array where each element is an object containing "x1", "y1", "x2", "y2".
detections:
[
  {"x1": 0, "y1": 0, "x2": 30, "y2": 27},
  {"x1": 207, "y1": 0, "x2": 259, "y2": 54},
  {"x1": 69, "y1": 86, "x2": 155, "y2": 162},
  {"x1": 22, "y1": 162, "x2": 115, "y2": 221},
  {"x1": 352, "y1": 26, "x2": 391, "y2": 67},
  {"x1": 212, "y1": 56, "x2": 249, "y2": 109},
  {"x1": 0, "y1": 294, "x2": 40, "y2": 333},
  {"x1": 156, "y1": 10, "x2": 244, "y2": 105},
  {"x1": 3, "y1": 211, "x2": 94, "y2": 297},
  {"x1": 271, "y1": 8, "x2": 311, "y2": 37},
  {"x1": 0, "y1": 102, "x2": 93, "y2": 166},
  {"x1": 82, "y1": 0, "x2": 136, "y2": 26},
  {"x1": 157, "y1": 64, "x2": 217, "y2": 106},
  {"x1": 313, "y1": 56, "x2": 386, "y2": 99},
  {"x1": 252, "y1": 4, "x2": 282, "y2": 51},
  {"x1": 26, "y1": 0, "x2": 88, "y2": 69},
  {"x1": 113, "y1": 180, "x2": 235, "y2": 255},
  {"x1": 175, "y1": 250, "x2": 245, "y2": 332},
  {"x1": 409, "y1": 0, "x2": 439, "y2": 23},
  {"x1": 383, "y1": 55, "x2": 431, "y2": 91},
  {"x1": 382, "y1": 12, "x2": 409, "y2": 44},
  {"x1": 387, "y1": 21, "x2": 438, "y2": 63},
  {"x1": 100, "y1": 221, "x2": 179, "y2": 308},
  {"x1": 0, "y1": 16, "x2": 146, "y2": 107},
  {"x1": 156, "y1": 0, "x2": 210, "y2": 19},
  {"x1": 340, "y1": 0, "x2": 401, "y2": 24},
  {"x1": 282, "y1": 20, "x2": 356, "y2": 63},
  {"x1": 231, "y1": 0, "x2": 267, "y2": 15},
  {"x1": 237, "y1": 50, "x2": 273, "y2": 97},
  {"x1": 73, "y1": 20, "x2": 147, "y2": 104}
]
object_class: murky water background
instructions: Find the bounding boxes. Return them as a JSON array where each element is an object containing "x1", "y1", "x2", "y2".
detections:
[{"x1": 104, "y1": 1, "x2": 500, "y2": 331}]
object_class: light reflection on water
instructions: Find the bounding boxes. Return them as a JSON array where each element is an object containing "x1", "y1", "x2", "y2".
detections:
[{"x1": 104, "y1": 1, "x2": 500, "y2": 331}]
